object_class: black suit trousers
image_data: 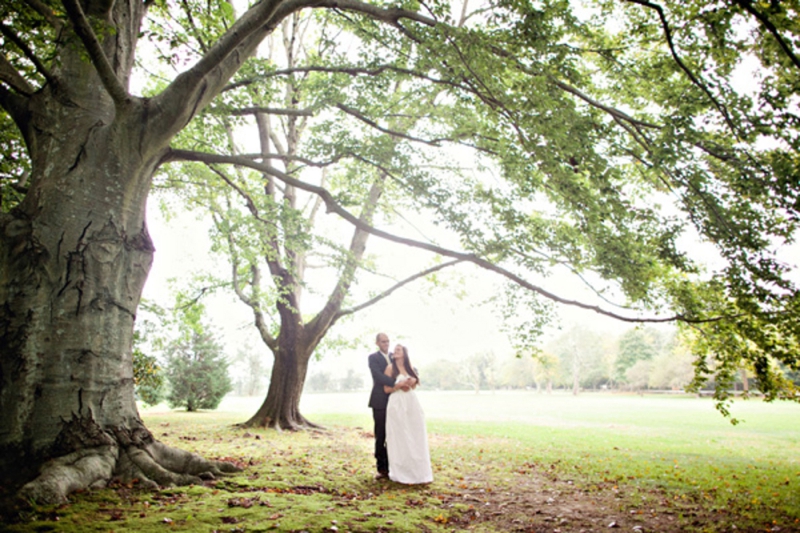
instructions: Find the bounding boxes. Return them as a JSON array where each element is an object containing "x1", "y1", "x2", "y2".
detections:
[{"x1": 372, "y1": 407, "x2": 388, "y2": 473}]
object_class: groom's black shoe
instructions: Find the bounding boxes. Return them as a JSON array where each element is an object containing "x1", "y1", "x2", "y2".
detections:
[{"x1": 374, "y1": 471, "x2": 389, "y2": 480}]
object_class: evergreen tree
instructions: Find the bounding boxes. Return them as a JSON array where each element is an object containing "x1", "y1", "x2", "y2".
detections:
[
  {"x1": 164, "y1": 300, "x2": 232, "y2": 412},
  {"x1": 165, "y1": 328, "x2": 232, "y2": 412}
]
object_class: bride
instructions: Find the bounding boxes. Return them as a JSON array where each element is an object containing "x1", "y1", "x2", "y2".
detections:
[{"x1": 383, "y1": 344, "x2": 433, "y2": 484}]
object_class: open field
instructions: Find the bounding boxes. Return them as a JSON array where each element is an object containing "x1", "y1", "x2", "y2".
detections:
[{"x1": 5, "y1": 391, "x2": 799, "y2": 532}]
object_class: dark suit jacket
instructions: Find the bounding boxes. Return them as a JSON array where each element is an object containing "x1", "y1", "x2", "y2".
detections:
[{"x1": 368, "y1": 351, "x2": 397, "y2": 409}]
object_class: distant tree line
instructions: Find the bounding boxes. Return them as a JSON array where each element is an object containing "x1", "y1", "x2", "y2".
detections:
[
  {"x1": 136, "y1": 314, "x2": 784, "y2": 401},
  {"x1": 418, "y1": 326, "x2": 778, "y2": 395},
  {"x1": 305, "y1": 369, "x2": 365, "y2": 393}
]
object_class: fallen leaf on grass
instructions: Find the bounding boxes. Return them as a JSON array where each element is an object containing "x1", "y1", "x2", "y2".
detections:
[{"x1": 227, "y1": 496, "x2": 260, "y2": 508}]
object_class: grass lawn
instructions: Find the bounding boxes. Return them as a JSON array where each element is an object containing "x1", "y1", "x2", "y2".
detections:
[{"x1": 5, "y1": 391, "x2": 799, "y2": 532}]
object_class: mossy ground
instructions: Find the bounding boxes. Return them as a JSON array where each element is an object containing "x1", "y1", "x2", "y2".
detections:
[{"x1": 4, "y1": 393, "x2": 800, "y2": 532}]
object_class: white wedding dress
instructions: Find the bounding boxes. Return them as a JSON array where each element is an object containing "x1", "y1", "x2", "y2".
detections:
[{"x1": 385, "y1": 374, "x2": 433, "y2": 484}]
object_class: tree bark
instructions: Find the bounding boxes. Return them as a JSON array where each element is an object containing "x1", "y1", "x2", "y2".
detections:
[
  {"x1": 240, "y1": 327, "x2": 319, "y2": 430},
  {"x1": 0, "y1": 1, "x2": 241, "y2": 504}
]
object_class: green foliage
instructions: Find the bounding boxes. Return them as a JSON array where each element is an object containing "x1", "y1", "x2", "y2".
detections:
[
  {"x1": 132, "y1": 334, "x2": 165, "y2": 407},
  {"x1": 615, "y1": 327, "x2": 658, "y2": 380},
  {"x1": 497, "y1": 282, "x2": 554, "y2": 356},
  {"x1": 164, "y1": 303, "x2": 232, "y2": 412},
  {"x1": 0, "y1": 112, "x2": 28, "y2": 212},
  {"x1": 132, "y1": 302, "x2": 169, "y2": 406},
  {"x1": 3, "y1": 0, "x2": 800, "y2": 416},
  {"x1": 420, "y1": 359, "x2": 464, "y2": 390}
]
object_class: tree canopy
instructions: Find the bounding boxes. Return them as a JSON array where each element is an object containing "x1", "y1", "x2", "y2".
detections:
[
  {"x1": 147, "y1": 0, "x2": 800, "y2": 414},
  {"x1": 1, "y1": 0, "x2": 799, "y2": 503}
]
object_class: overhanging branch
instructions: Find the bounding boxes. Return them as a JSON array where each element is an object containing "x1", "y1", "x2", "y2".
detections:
[
  {"x1": 336, "y1": 259, "x2": 463, "y2": 319},
  {"x1": 165, "y1": 148, "x2": 719, "y2": 325}
]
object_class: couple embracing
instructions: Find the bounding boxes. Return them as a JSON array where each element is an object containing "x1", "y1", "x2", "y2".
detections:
[{"x1": 368, "y1": 333, "x2": 433, "y2": 484}]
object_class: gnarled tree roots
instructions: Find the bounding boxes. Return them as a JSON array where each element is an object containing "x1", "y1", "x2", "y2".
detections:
[
  {"x1": 17, "y1": 422, "x2": 240, "y2": 505},
  {"x1": 239, "y1": 413, "x2": 323, "y2": 432}
]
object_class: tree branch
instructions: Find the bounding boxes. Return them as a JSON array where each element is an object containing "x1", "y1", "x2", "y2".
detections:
[
  {"x1": 23, "y1": 0, "x2": 64, "y2": 32},
  {"x1": 732, "y1": 0, "x2": 800, "y2": 72},
  {"x1": 164, "y1": 148, "x2": 721, "y2": 325},
  {"x1": 551, "y1": 79, "x2": 660, "y2": 129},
  {"x1": 218, "y1": 210, "x2": 278, "y2": 351},
  {"x1": 61, "y1": 0, "x2": 129, "y2": 104},
  {"x1": 229, "y1": 106, "x2": 314, "y2": 117},
  {"x1": 611, "y1": 115, "x2": 740, "y2": 242},
  {"x1": 255, "y1": 112, "x2": 289, "y2": 281},
  {"x1": 306, "y1": 176, "x2": 385, "y2": 338},
  {"x1": 624, "y1": 0, "x2": 742, "y2": 139},
  {"x1": 0, "y1": 22, "x2": 57, "y2": 88},
  {"x1": 224, "y1": 64, "x2": 458, "y2": 93},
  {"x1": 336, "y1": 259, "x2": 463, "y2": 319},
  {"x1": 0, "y1": 84, "x2": 34, "y2": 150},
  {"x1": 174, "y1": 0, "x2": 284, "y2": 87},
  {"x1": 205, "y1": 164, "x2": 270, "y2": 228},
  {"x1": 250, "y1": 265, "x2": 279, "y2": 352},
  {"x1": 179, "y1": 0, "x2": 209, "y2": 54},
  {"x1": 148, "y1": 0, "x2": 293, "y2": 148},
  {"x1": 336, "y1": 103, "x2": 447, "y2": 146},
  {"x1": 508, "y1": 246, "x2": 636, "y2": 311},
  {"x1": 0, "y1": 53, "x2": 35, "y2": 95}
]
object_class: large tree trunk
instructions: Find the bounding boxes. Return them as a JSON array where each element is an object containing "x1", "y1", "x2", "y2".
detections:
[
  {"x1": 0, "y1": 4, "x2": 238, "y2": 504},
  {"x1": 241, "y1": 326, "x2": 319, "y2": 430}
]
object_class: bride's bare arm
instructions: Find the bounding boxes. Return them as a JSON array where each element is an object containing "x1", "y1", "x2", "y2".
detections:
[{"x1": 384, "y1": 363, "x2": 413, "y2": 392}]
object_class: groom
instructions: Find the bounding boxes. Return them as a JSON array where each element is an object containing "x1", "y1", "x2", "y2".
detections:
[{"x1": 367, "y1": 332, "x2": 411, "y2": 480}]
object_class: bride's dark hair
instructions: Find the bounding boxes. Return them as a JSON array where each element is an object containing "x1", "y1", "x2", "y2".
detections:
[{"x1": 391, "y1": 345, "x2": 420, "y2": 384}]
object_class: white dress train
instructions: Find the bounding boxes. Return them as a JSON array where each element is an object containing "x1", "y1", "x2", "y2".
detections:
[{"x1": 385, "y1": 374, "x2": 433, "y2": 484}]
